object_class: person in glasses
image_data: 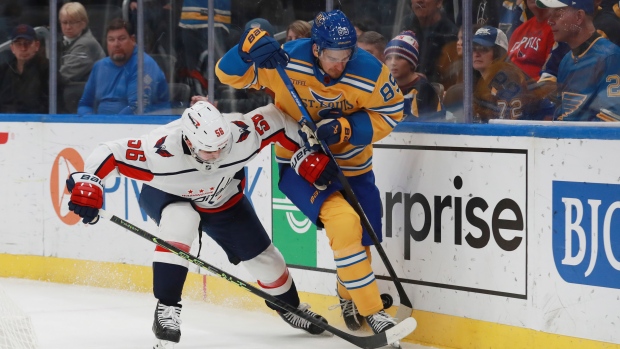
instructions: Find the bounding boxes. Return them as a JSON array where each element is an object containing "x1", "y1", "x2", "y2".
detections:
[
  {"x1": 0, "y1": 24, "x2": 49, "y2": 113},
  {"x1": 58, "y1": 2, "x2": 105, "y2": 84},
  {"x1": 472, "y1": 25, "x2": 553, "y2": 122},
  {"x1": 216, "y1": 9, "x2": 409, "y2": 341},
  {"x1": 58, "y1": 2, "x2": 106, "y2": 113}
]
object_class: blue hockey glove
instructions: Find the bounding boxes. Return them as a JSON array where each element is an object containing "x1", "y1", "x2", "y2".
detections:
[
  {"x1": 66, "y1": 172, "x2": 104, "y2": 224},
  {"x1": 238, "y1": 28, "x2": 289, "y2": 69},
  {"x1": 315, "y1": 109, "x2": 352, "y2": 146},
  {"x1": 291, "y1": 147, "x2": 338, "y2": 190}
]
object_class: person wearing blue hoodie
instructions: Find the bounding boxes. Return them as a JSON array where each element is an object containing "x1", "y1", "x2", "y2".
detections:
[{"x1": 78, "y1": 18, "x2": 169, "y2": 115}]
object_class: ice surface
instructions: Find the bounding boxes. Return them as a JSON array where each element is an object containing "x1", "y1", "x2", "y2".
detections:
[{"x1": 0, "y1": 278, "x2": 434, "y2": 349}]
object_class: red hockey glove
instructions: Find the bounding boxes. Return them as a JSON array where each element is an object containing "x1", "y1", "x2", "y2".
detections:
[
  {"x1": 291, "y1": 147, "x2": 338, "y2": 190},
  {"x1": 66, "y1": 172, "x2": 104, "y2": 224}
]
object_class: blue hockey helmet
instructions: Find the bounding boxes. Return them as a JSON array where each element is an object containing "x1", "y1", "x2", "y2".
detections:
[{"x1": 311, "y1": 10, "x2": 357, "y2": 55}]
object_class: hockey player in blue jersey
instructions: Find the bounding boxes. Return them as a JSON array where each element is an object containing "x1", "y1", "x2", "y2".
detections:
[
  {"x1": 537, "y1": 0, "x2": 620, "y2": 121},
  {"x1": 216, "y1": 10, "x2": 408, "y2": 340},
  {"x1": 65, "y1": 101, "x2": 333, "y2": 348}
]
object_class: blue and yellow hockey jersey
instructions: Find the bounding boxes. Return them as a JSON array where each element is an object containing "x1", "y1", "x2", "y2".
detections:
[
  {"x1": 216, "y1": 38, "x2": 404, "y2": 176},
  {"x1": 556, "y1": 35, "x2": 620, "y2": 121}
]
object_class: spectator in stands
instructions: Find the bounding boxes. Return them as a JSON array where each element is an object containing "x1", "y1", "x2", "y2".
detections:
[
  {"x1": 58, "y1": 2, "x2": 105, "y2": 84},
  {"x1": 286, "y1": 20, "x2": 311, "y2": 42},
  {"x1": 472, "y1": 26, "x2": 553, "y2": 122},
  {"x1": 453, "y1": 0, "x2": 501, "y2": 27},
  {"x1": 401, "y1": 0, "x2": 458, "y2": 83},
  {"x1": 78, "y1": 18, "x2": 169, "y2": 115},
  {"x1": 352, "y1": 17, "x2": 381, "y2": 37},
  {"x1": 593, "y1": 0, "x2": 620, "y2": 46},
  {"x1": 537, "y1": 0, "x2": 620, "y2": 121},
  {"x1": 129, "y1": 0, "x2": 178, "y2": 53},
  {"x1": 385, "y1": 31, "x2": 443, "y2": 121},
  {"x1": 507, "y1": 0, "x2": 555, "y2": 80},
  {"x1": 436, "y1": 24, "x2": 477, "y2": 90},
  {"x1": 0, "y1": 24, "x2": 48, "y2": 113},
  {"x1": 357, "y1": 31, "x2": 387, "y2": 62},
  {"x1": 499, "y1": 0, "x2": 519, "y2": 34},
  {"x1": 176, "y1": 0, "x2": 231, "y2": 96}
]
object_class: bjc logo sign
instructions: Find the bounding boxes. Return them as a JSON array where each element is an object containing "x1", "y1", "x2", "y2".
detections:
[{"x1": 552, "y1": 181, "x2": 620, "y2": 289}]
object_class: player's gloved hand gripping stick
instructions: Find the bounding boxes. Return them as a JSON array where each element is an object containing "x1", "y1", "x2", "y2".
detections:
[
  {"x1": 274, "y1": 64, "x2": 414, "y2": 323},
  {"x1": 96, "y1": 208, "x2": 417, "y2": 349}
]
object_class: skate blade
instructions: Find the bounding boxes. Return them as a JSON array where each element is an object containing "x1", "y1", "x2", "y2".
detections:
[{"x1": 153, "y1": 338, "x2": 176, "y2": 349}]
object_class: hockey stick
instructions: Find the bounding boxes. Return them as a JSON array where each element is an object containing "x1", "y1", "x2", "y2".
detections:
[
  {"x1": 97, "y1": 208, "x2": 416, "y2": 349},
  {"x1": 275, "y1": 65, "x2": 414, "y2": 322}
]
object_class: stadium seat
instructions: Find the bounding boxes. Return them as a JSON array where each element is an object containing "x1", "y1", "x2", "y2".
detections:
[{"x1": 62, "y1": 81, "x2": 87, "y2": 114}]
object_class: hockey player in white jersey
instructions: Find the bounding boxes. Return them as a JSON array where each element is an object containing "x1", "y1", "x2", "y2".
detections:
[{"x1": 65, "y1": 101, "x2": 338, "y2": 348}]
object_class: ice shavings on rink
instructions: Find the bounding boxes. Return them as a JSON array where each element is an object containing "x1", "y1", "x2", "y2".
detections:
[{"x1": 0, "y1": 278, "x2": 434, "y2": 349}]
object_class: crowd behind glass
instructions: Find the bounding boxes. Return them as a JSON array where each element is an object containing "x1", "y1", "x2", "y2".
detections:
[{"x1": 1, "y1": 0, "x2": 619, "y2": 123}]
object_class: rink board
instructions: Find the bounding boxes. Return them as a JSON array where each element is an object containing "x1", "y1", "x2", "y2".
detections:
[{"x1": 0, "y1": 114, "x2": 619, "y2": 349}]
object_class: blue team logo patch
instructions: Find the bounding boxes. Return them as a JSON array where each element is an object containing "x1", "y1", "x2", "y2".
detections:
[
  {"x1": 232, "y1": 121, "x2": 251, "y2": 143},
  {"x1": 552, "y1": 181, "x2": 620, "y2": 289},
  {"x1": 154, "y1": 136, "x2": 173, "y2": 157}
]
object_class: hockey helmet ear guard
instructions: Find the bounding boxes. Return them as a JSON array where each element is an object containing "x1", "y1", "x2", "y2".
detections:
[
  {"x1": 311, "y1": 10, "x2": 358, "y2": 60},
  {"x1": 181, "y1": 101, "x2": 233, "y2": 170}
]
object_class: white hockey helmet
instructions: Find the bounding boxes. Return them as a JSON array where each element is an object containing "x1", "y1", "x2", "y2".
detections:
[{"x1": 181, "y1": 101, "x2": 232, "y2": 170}]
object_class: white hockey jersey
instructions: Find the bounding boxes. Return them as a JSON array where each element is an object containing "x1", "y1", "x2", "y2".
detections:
[{"x1": 84, "y1": 104, "x2": 302, "y2": 212}]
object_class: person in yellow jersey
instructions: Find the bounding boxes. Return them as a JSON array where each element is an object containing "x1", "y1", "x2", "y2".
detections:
[{"x1": 216, "y1": 9, "x2": 405, "y2": 337}]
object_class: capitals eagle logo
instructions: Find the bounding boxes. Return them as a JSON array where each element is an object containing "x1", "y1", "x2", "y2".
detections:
[
  {"x1": 154, "y1": 135, "x2": 174, "y2": 157},
  {"x1": 232, "y1": 121, "x2": 251, "y2": 143}
]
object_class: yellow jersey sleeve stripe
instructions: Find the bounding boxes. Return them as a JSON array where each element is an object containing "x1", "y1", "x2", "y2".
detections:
[
  {"x1": 368, "y1": 102, "x2": 404, "y2": 114},
  {"x1": 380, "y1": 114, "x2": 399, "y2": 128},
  {"x1": 289, "y1": 58, "x2": 313, "y2": 67},
  {"x1": 332, "y1": 146, "x2": 366, "y2": 160},
  {"x1": 340, "y1": 157, "x2": 373, "y2": 172},
  {"x1": 344, "y1": 73, "x2": 376, "y2": 85},
  {"x1": 286, "y1": 62, "x2": 314, "y2": 76},
  {"x1": 340, "y1": 76, "x2": 374, "y2": 93}
]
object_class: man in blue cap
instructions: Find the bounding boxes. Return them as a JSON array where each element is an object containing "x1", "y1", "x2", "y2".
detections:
[
  {"x1": 0, "y1": 24, "x2": 49, "y2": 113},
  {"x1": 537, "y1": 0, "x2": 620, "y2": 121}
]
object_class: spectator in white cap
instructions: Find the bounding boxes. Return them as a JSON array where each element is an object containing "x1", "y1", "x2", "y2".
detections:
[
  {"x1": 384, "y1": 30, "x2": 444, "y2": 121},
  {"x1": 535, "y1": 0, "x2": 620, "y2": 121},
  {"x1": 471, "y1": 26, "x2": 554, "y2": 122}
]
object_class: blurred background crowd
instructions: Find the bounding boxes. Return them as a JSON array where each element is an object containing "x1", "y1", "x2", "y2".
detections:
[{"x1": 1, "y1": 0, "x2": 619, "y2": 123}]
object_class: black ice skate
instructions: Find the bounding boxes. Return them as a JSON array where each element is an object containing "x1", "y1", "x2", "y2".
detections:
[
  {"x1": 332, "y1": 295, "x2": 364, "y2": 331},
  {"x1": 152, "y1": 301, "x2": 182, "y2": 348},
  {"x1": 366, "y1": 310, "x2": 400, "y2": 348},
  {"x1": 366, "y1": 309, "x2": 397, "y2": 333},
  {"x1": 277, "y1": 303, "x2": 327, "y2": 335}
]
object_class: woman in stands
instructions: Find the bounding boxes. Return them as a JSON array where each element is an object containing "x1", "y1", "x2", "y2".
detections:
[{"x1": 58, "y1": 2, "x2": 105, "y2": 84}]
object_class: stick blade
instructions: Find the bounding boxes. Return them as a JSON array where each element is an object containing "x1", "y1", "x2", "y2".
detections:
[{"x1": 385, "y1": 317, "x2": 417, "y2": 346}]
